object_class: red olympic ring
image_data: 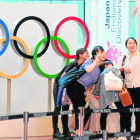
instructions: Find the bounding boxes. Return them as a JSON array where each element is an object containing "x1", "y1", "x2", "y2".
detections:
[{"x1": 53, "y1": 16, "x2": 90, "y2": 59}]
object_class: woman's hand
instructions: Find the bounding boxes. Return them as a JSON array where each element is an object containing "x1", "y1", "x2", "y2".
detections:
[
  {"x1": 94, "y1": 96, "x2": 99, "y2": 99},
  {"x1": 119, "y1": 67, "x2": 124, "y2": 71},
  {"x1": 85, "y1": 85, "x2": 92, "y2": 102},
  {"x1": 95, "y1": 53, "x2": 101, "y2": 62},
  {"x1": 123, "y1": 66, "x2": 131, "y2": 73},
  {"x1": 85, "y1": 95, "x2": 91, "y2": 102}
]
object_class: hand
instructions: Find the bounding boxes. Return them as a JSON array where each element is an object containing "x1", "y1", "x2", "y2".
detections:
[
  {"x1": 95, "y1": 52, "x2": 101, "y2": 62},
  {"x1": 123, "y1": 66, "x2": 131, "y2": 73},
  {"x1": 85, "y1": 95, "x2": 91, "y2": 102},
  {"x1": 94, "y1": 96, "x2": 99, "y2": 99}
]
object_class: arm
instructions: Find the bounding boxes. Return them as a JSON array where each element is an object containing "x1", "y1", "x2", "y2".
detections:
[
  {"x1": 116, "y1": 56, "x2": 131, "y2": 73},
  {"x1": 85, "y1": 53, "x2": 101, "y2": 73},
  {"x1": 86, "y1": 60, "x2": 98, "y2": 73},
  {"x1": 61, "y1": 61, "x2": 77, "y2": 77},
  {"x1": 85, "y1": 85, "x2": 93, "y2": 102},
  {"x1": 92, "y1": 76, "x2": 100, "y2": 96},
  {"x1": 112, "y1": 66, "x2": 123, "y2": 80},
  {"x1": 118, "y1": 66, "x2": 131, "y2": 73},
  {"x1": 112, "y1": 66, "x2": 126, "y2": 84},
  {"x1": 118, "y1": 67, "x2": 124, "y2": 72}
]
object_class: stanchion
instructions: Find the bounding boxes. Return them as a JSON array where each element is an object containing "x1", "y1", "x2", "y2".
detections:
[
  {"x1": 7, "y1": 79, "x2": 11, "y2": 115},
  {"x1": 23, "y1": 112, "x2": 29, "y2": 140},
  {"x1": 102, "y1": 130, "x2": 108, "y2": 140},
  {"x1": 78, "y1": 107, "x2": 84, "y2": 137}
]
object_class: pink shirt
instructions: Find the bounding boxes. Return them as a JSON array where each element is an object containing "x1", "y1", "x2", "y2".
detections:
[{"x1": 117, "y1": 52, "x2": 140, "y2": 88}]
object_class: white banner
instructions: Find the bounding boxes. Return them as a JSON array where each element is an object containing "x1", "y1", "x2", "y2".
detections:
[{"x1": 98, "y1": 0, "x2": 128, "y2": 65}]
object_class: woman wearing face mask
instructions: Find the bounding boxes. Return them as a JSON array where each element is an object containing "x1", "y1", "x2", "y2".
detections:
[
  {"x1": 52, "y1": 48, "x2": 89, "y2": 138},
  {"x1": 117, "y1": 37, "x2": 140, "y2": 133},
  {"x1": 91, "y1": 61, "x2": 123, "y2": 132}
]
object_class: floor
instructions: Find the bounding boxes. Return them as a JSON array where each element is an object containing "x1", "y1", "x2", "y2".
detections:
[
  {"x1": 0, "y1": 136, "x2": 50, "y2": 140},
  {"x1": 0, "y1": 136, "x2": 53, "y2": 140},
  {"x1": 0, "y1": 130, "x2": 139, "y2": 140},
  {"x1": 0, "y1": 132, "x2": 119, "y2": 140},
  {"x1": 0, "y1": 130, "x2": 92, "y2": 140}
]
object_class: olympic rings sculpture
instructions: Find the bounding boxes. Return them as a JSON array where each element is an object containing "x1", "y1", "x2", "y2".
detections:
[{"x1": 0, "y1": 16, "x2": 90, "y2": 79}]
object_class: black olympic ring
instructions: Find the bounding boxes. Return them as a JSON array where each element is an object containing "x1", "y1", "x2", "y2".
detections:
[{"x1": 11, "y1": 16, "x2": 50, "y2": 59}]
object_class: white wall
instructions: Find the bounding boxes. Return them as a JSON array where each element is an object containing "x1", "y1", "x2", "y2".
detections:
[{"x1": 0, "y1": 3, "x2": 78, "y2": 115}]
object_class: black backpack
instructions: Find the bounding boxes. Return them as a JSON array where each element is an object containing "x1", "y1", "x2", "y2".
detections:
[{"x1": 58, "y1": 66, "x2": 86, "y2": 88}]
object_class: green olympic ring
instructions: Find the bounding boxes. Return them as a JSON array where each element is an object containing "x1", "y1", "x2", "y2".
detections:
[{"x1": 33, "y1": 36, "x2": 70, "y2": 79}]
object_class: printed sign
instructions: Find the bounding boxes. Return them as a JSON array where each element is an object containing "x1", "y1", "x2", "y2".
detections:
[{"x1": 98, "y1": 0, "x2": 128, "y2": 65}]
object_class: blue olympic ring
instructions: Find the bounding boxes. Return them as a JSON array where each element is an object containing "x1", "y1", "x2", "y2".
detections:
[{"x1": 0, "y1": 19, "x2": 9, "y2": 56}]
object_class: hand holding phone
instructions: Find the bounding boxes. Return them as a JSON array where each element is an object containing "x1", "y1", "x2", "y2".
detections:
[{"x1": 95, "y1": 49, "x2": 101, "y2": 62}]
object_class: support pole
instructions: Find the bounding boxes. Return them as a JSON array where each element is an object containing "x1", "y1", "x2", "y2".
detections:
[
  {"x1": 78, "y1": 107, "x2": 84, "y2": 137},
  {"x1": 48, "y1": 79, "x2": 52, "y2": 112},
  {"x1": 102, "y1": 130, "x2": 108, "y2": 140},
  {"x1": 7, "y1": 79, "x2": 11, "y2": 115},
  {"x1": 23, "y1": 112, "x2": 29, "y2": 140}
]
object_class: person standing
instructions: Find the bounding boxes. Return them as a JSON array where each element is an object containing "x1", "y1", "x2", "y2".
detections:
[
  {"x1": 117, "y1": 37, "x2": 140, "y2": 132},
  {"x1": 52, "y1": 48, "x2": 89, "y2": 138},
  {"x1": 92, "y1": 61, "x2": 123, "y2": 131}
]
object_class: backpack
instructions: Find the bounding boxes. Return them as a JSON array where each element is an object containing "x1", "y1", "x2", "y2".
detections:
[
  {"x1": 58, "y1": 66, "x2": 86, "y2": 88},
  {"x1": 56, "y1": 66, "x2": 86, "y2": 107}
]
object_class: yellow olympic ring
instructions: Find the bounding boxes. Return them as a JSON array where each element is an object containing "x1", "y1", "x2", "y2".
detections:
[{"x1": 0, "y1": 36, "x2": 30, "y2": 79}]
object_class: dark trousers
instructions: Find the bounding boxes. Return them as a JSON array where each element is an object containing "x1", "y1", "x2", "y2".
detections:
[
  {"x1": 127, "y1": 87, "x2": 140, "y2": 131},
  {"x1": 100, "y1": 106, "x2": 109, "y2": 130},
  {"x1": 115, "y1": 101, "x2": 132, "y2": 132},
  {"x1": 52, "y1": 81, "x2": 69, "y2": 131},
  {"x1": 67, "y1": 81, "x2": 91, "y2": 129},
  {"x1": 100, "y1": 102, "x2": 132, "y2": 131},
  {"x1": 100, "y1": 87, "x2": 140, "y2": 132}
]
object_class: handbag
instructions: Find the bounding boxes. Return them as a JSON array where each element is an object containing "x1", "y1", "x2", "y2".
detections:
[
  {"x1": 61, "y1": 88, "x2": 72, "y2": 106},
  {"x1": 59, "y1": 66, "x2": 86, "y2": 88},
  {"x1": 104, "y1": 69, "x2": 123, "y2": 91},
  {"x1": 121, "y1": 55, "x2": 126, "y2": 79},
  {"x1": 119, "y1": 85, "x2": 132, "y2": 107}
]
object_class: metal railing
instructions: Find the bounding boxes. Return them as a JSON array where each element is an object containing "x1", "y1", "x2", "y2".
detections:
[{"x1": 1, "y1": 107, "x2": 140, "y2": 140}]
